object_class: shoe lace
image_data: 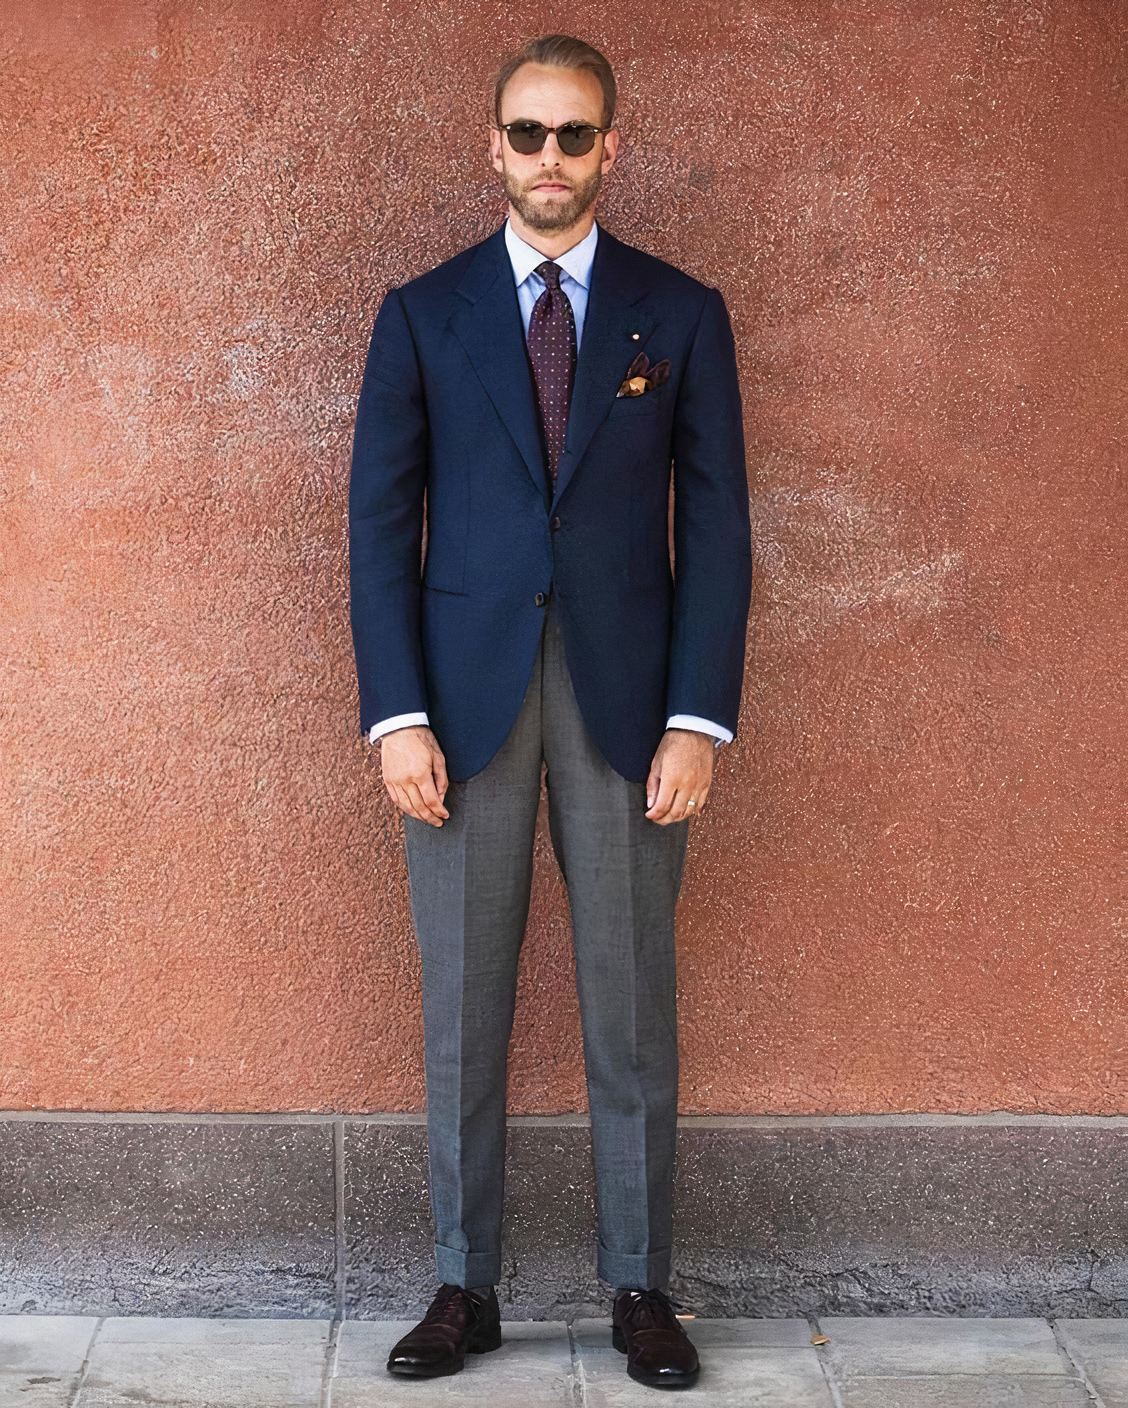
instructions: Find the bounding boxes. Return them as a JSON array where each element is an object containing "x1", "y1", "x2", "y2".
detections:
[
  {"x1": 619, "y1": 1288, "x2": 693, "y2": 1331},
  {"x1": 421, "y1": 1283, "x2": 479, "y2": 1330}
]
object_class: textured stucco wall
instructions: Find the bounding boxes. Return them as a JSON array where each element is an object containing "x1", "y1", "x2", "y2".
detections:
[{"x1": 1, "y1": 1, "x2": 1124, "y2": 1116}]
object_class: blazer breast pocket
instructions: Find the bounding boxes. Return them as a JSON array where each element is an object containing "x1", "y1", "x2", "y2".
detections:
[{"x1": 608, "y1": 391, "x2": 661, "y2": 419}]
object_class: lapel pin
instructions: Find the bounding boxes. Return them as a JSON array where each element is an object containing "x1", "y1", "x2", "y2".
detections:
[{"x1": 631, "y1": 332, "x2": 640, "y2": 340}]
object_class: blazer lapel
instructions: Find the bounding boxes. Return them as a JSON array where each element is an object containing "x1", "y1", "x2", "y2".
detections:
[
  {"x1": 552, "y1": 229, "x2": 656, "y2": 510},
  {"x1": 450, "y1": 228, "x2": 548, "y2": 501}
]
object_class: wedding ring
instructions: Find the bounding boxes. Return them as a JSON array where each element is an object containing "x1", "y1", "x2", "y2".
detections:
[{"x1": 686, "y1": 799, "x2": 696, "y2": 808}]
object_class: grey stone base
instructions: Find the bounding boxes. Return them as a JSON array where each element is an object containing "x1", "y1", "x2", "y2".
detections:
[
  {"x1": 3, "y1": 1113, "x2": 1128, "y2": 1320},
  {"x1": 9, "y1": 1313, "x2": 1124, "y2": 1407}
]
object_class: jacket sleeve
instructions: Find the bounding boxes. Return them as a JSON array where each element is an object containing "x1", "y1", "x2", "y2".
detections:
[
  {"x1": 666, "y1": 286, "x2": 753, "y2": 737},
  {"x1": 348, "y1": 287, "x2": 430, "y2": 736}
]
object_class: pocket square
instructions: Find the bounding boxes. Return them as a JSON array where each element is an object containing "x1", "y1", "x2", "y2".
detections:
[{"x1": 616, "y1": 351, "x2": 671, "y2": 397}]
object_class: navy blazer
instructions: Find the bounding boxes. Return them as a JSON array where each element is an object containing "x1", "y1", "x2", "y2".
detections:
[{"x1": 349, "y1": 224, "x2": 752, "y2": 783}]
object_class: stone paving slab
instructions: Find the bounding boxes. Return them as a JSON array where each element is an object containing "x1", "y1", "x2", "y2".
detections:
[
  {"x1": 0, "y1": 1316, "x2": 99, "y2": 1408},
  {"x1": 573, "y1": 1314, "x2": 815, "y2": 1348},
  {"x1": 574, "y1": 1318, "x2": 834, "y2": 1406},
  {"x1": 837, "y1": 1378, "x2": 1092, "y2": 1406},
  {"x1": 579, "y1": 1345, "x2": 835, "y2": 1407},
  {"x1": 334, "y1": 1320, "x2": 575, "y2": 1406},
  {"x1": 96, "y1": 1317, "x2": 330, "y2": 1345},
  {"x1": 76, "y1": 1317, "x2": 331, "y2": 1408},
  {"x1": 820, "y1": 1316, "x2": 1073, "y2": 1378},
  {"x1": 0, "y1": 1316, "x2": 99, "y2": 1371},
  {"x1": 0, "y1": 1380, "x2": 82, "y2": 1408},
  {"x1": 1055, "y1": 1320, "x2": 1128, "y2": 1407}
]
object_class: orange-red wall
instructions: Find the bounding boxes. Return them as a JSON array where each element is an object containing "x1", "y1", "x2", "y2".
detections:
[{"x1": 2, "y1": 1, "x2": 1124, "y2": 1115}]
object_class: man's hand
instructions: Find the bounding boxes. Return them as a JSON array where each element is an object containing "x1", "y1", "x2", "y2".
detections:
[
  {"x1": 645, "y1": 729, "x2": 716, "y2": 825},
  {"x1": 379, "y1": 725, "x2": 450, "y2": 826}
]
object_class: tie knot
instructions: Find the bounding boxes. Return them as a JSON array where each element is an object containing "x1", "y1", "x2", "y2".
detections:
[{"x1": 535, "y1": 260, "x2": 562, "y2": 291}]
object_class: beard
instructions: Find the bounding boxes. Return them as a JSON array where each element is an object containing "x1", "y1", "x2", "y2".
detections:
[{"x1": 504, "y1": 164, "x2": 603, "y2": 233}]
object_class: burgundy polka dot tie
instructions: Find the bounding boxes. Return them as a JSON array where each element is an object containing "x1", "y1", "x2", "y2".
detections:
[{"x1": 525, "y1": 261, "x2": 577, "y2": 485}]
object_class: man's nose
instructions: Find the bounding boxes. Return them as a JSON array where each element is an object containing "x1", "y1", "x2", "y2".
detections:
[{"x1": 539, "y1": 132, "x2": 565, "y2": 163}]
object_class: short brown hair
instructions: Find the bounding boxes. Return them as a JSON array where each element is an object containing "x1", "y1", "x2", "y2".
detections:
[{"x1": 494, "y1": 34, "x2": 617, "y2": 128}]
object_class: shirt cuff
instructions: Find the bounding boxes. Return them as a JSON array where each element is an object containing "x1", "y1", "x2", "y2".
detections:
[
  {"x1": 665, "y1": 714, "x2": 733, "y2": 747},
  {"x1": 368, "y1": 712, "x2": 430, "y2": 744}
]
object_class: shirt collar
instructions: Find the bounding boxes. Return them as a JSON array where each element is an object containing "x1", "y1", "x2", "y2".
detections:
[{"x1": 504, "y1": 218, "x2": 599, "y2": 291}]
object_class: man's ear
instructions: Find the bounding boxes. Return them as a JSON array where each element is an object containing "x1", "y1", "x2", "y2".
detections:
[
  {"x1": 489, "y1": 126, "x2": 504, "y2": 175},
  {"x1": 600, "y1": 128, "x2": 620, "y2": 174}
]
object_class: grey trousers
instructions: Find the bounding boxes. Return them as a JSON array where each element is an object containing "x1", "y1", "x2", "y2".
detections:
[{"x1": 403, "y1": 593, "x2": 689, "y2": 1291}]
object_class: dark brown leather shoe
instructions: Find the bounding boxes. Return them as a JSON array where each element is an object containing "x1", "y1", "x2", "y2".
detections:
[
  {"x1": 386, "y1": 1283, "x2": 502, "y2": 1377},
  {"x1": 612, "y1": 1287, "x2": 700, "y2": 1389}
]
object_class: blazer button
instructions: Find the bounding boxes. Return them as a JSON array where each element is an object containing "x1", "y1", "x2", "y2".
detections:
[
  {"x1": 551, "y1": 516, "x2": 562, "y2": 530},
  {"x1": 535, "y1": 592, "x2": 547, "y2": 607}
]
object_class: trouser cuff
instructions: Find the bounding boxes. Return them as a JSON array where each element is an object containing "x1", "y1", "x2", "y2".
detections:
[
  {"x1": 596, "y1": 1240, "x2": 671, "y2": 1291},
  {"x1": 434, "y1": 1241, "x2": 501, "y2": 1289}
]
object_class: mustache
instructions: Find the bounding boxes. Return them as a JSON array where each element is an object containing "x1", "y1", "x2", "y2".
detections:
[{"x1": 523, "y1": 176, "x2": 573, "y2": 193}]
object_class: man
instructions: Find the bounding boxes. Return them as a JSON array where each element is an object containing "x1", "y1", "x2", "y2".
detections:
[{"x1": 349, "y1": 34, "x2": 751, "y2": 1391}]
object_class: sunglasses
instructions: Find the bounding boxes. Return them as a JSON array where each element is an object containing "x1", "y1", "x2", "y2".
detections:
[{"x1": 495, "y1": 120, "x2": 612, "y2": 157}]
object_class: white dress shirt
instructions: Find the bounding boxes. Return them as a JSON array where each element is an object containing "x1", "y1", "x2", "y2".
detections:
[
  {"x1": 367, "y1": 220, "x2": 733, "y2": 749},
  {"x1": 505, "y1": 217, "x2": 598, "y2": 348}
]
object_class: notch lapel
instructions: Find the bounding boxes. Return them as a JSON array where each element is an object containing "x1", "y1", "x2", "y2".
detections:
[
  {"x1": 552, "y1": 229, "x2": 656, "y2": 510},
  {"x1": 450, "y1": 229, "x2": 548, "y2": 501}
]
